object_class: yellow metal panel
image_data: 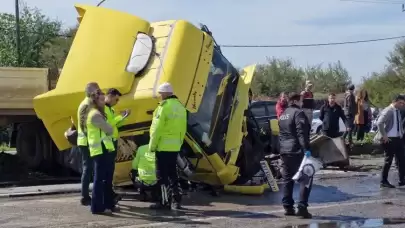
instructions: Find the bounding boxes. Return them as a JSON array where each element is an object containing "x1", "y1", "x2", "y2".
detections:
[
  {"x1": 225, "y1": 64, "x2": 256, "y2": 166},
  {"x1": 33, "y1": 8, "x2": 211, "y2": 151},
  {"x1": 185, "y1": 33, "x2": 213, "y2": 113},
  {"x1": 152, "y1": 20, "x2": 206, "y2": 106},
  {"x1": 270, "y1": 119, "x2": 279, "y2": 136},
  {"x1": 56, "y1": 4, "x2": 150, "y2": 94}
]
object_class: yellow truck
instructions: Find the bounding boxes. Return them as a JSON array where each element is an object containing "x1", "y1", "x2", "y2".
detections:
[{"x1": 33, "y1": 4, "x2": 278, "y2": 194}]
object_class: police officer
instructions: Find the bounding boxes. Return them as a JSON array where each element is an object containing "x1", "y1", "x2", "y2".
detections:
[
  {"x1": 85, "y1": 88, "x2": 116, "y2": 214},
  {"x1": 149, "y1": 82, "x2": 187, "y2": 210},
  {"x1": 104, "y1": 88, "x2": 131, "y2": 203},
  {"x1": 77, "y1": 82, "x2": 100, "y2": 206},
  {"x1": 279, "y1": 92, "x2": 313, "y2": 219}
]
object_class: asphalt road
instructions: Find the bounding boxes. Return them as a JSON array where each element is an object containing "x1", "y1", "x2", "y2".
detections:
[{"x1": 1, "y1": 170, "x2": 405, "y2": 228}]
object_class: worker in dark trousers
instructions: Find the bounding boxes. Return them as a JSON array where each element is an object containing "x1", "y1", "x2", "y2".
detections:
[
  {"x1": 104, "y1": 88, "x2": 131, "y2": 205},
  {"x1": 86, "y1": 88, "x2": 116, "y2": 214},
  {"x1": 343, "y1": 84, "x2": 356, "y2": 145},
  {"x1": 374, "y1": 94, "x2": 405, "y2": 188},
  {"x1": 148, "y1": 82, "x2": 187, "y2": 210},
  {"x1": 278, "y1": 92, "x2": 313, "y2": 219},
  {"x1": 319, "y1": 93, "x2": 347, "y2": 138},
  {"x1": 77, "y1": 82, "x2": 100, "y2": 206}
]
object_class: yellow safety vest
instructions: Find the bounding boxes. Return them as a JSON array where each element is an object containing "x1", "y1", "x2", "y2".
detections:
[
  {"x1": 149, "y1": 97, "x2": 187, "y2": 152},
  {"x1": 104, "y1": 105, "x2": 124, "y2": 141},
  {"x1": 86, "y1": 109, "x2": 115, "y2": 157},
  {"x1": 77, "y1": 97, "x2": 90, "y2": 146},
  {"x1": 132, "y1": 144, "x2": 157, "y2": 186}
]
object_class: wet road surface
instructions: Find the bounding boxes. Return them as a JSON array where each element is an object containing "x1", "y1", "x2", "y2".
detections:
[{"x1": 1, "y1": 171, "x2": 405, "y2": 228}]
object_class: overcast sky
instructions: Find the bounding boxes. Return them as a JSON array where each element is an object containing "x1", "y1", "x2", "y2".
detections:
[{"x1": 3, "y1": 0, "x2": 405, "y2": 84}]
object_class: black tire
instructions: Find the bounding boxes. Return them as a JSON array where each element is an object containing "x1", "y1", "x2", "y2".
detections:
[{"x1": 16, "y1": 122, "x2": 44, "y2": 169}]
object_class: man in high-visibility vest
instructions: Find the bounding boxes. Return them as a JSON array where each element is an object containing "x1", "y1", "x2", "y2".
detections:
[
  {"x1": 104, "y1": 88, "x2": 131, "y2": 203},
  {"x1": 149, "y1": 82, "x2": 187, "y2": 210},
  {"x1": 85, "y1": 88, "x2": 116, "y2": 214},
  {"x1": 77, "y1": 82, "x2": 100, "y2": 206},
  {"x1": 130, "y1": 144, "x2": 159, "y2": 202}
]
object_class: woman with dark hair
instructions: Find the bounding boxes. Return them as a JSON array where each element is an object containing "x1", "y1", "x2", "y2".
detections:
[
  {"x1": 276, "y1": 92, "x2": 288, "y2": 119},
  {"x1": 355, "y1": 89, "x2": 371, "y2": 141}
]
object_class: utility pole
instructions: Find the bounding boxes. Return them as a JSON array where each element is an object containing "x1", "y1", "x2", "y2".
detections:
[{"x1": 15, "y1": 0, "x2": 21, "y2": 66}]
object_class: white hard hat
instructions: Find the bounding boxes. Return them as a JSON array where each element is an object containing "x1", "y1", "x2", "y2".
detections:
[{"x1": 157, "y1": 82, "x2": 173, "y2": 93}]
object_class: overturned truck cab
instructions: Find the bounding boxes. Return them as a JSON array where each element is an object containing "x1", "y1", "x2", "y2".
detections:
[{"x1": 33, "y1": 4, "x2": 278, "y2": 195}]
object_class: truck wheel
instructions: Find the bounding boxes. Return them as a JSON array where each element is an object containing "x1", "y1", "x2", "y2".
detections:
[{"x1": 16, "y1": 123, "x2": 44, "y2": 169}]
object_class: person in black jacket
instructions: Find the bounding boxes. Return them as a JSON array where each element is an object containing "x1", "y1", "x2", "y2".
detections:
[
  {"x1": 320, "y1": 93, "x2": 347, "y2": 138},
  {"x1": 279, "y1": 92, "x2": 312, "y2": 219}
]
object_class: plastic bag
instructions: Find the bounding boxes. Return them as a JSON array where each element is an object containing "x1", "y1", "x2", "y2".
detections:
[{"x1": 292, "y1": 156, "x2": 323, "y2": 186}]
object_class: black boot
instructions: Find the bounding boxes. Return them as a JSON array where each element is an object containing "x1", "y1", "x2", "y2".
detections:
[
  {"x1": 380, "y1": 181, "x2": 395, "y2": 188},
  {"x1": 296, "y1": 206, "x2": 312, "y2": 219},
  {"x1": 149, "y1": 203, "x2": 171, "y2": 210},
  {"x1": 80, "y1": 197, "x2": 91, "y2": 206},
  {"x1": 284, "y1": 206, "x2": 295, "y2": 216}
]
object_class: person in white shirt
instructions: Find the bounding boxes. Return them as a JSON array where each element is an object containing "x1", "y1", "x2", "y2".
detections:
[{"x1": 374, "y1": 94, "x2": 405, "y2": 188}]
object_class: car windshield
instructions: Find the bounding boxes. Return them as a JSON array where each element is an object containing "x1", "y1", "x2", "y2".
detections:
[
  {"x1": 188, "y1": 48, "x2": 232, "y2": 135},
  {"x1": 268, "y1": 102, "x2": 276, "y2": 117}
]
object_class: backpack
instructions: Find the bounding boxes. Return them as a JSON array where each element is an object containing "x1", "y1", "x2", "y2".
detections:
[{"x1": 64, "y1": 125, "x2": 78, "y2": 146}]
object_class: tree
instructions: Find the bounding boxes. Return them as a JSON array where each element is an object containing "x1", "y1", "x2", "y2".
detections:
[
  {"x1": 0, "y1": 1, "x2": 62, "y2": 67},
  {"x1": 252, "y1": 57, "x2": 351, "y2": 98},
  {"x1": 362, "y1": 39, "x2": 405, "y2": 107},
  {"x1": 41, "y1": 26, "x2": 77, "y2": 68},
  {"x1": 252, "y1": 57, "x2": 304, "y2": 97}
]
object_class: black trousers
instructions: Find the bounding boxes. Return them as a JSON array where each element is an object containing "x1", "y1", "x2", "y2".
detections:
[
  {"x1": 381, "y1": 137, "x2": 405, "y2": 183},
  {"x1": 343, "y1": 115, "x2": 355, "y2": 144},
  {"x1": 156, "y1": 152, "x2": 181, "y2": 203},
  {"x1": 356, "y1": 124, "x2": 365, "y2": 141},
  {"x1": 281, "y1": 154, "x2": 313, "y2": 209}
]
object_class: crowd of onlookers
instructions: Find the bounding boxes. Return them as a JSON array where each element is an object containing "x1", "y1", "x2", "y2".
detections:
[
  {"x1": 274, "y1": 81, "x2": 378, "y2": 144},
  {"x1": 272, "y1": 80, "x2": 405, "y2": 219}
]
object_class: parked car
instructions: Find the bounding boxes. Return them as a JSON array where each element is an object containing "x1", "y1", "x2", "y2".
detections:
[
  {"x1": 311, "y1": 110, "x2": 346, "y2": 135},
  {"x1": 249, "y1": 100, "x2": 278, "y2": 154}
]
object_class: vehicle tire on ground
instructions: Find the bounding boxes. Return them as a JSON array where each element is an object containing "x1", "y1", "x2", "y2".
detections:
[{"x1": 16, "y1": 122, "x2": 44, "y2": 169}]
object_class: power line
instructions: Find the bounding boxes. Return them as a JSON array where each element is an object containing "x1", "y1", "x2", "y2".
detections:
[
  {"x1": 340, "y1": 0, "x2": 404, "y2": 4},
  {"x1": 220, "y1": 35, "x2": 405, "y2": 48},
  {"x1": 1, "y1": 26, "x2": 404, "y2": 48}
]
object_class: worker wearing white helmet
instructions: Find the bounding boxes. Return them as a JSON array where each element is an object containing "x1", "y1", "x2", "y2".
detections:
[{"x1": 148, "y1": 82, "x2": 187, "y2": 210}]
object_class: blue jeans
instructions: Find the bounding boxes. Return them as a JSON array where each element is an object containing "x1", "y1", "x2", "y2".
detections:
[
  {"x1": 79, "y1": 145, "x2": 93, "y2": 200},
  {"x1": 91, "y1": 147, "x2": 115, "y2": 213}
]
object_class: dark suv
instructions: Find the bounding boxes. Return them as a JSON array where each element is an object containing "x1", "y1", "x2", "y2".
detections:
[{"x1": 248, "y1": 100, "x2": 279, "y2": 154}]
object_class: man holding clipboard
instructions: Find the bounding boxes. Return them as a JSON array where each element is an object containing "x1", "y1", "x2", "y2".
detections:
[{"x1": 104, "y1": 88, "x2": 131, "y2": 206}]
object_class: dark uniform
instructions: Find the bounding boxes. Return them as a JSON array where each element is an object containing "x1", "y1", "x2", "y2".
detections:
[
  {"x1": 279, "y1": 103, "x2": 312, "y2": 218},
  {"x1": 319, "y1": 103, "x2": 347, "y2": 138}
]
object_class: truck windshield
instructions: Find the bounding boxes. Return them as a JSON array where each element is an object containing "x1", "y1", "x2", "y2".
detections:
[{"x1": 188, "y1": 48, "x2": 233, "y2": 136}]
